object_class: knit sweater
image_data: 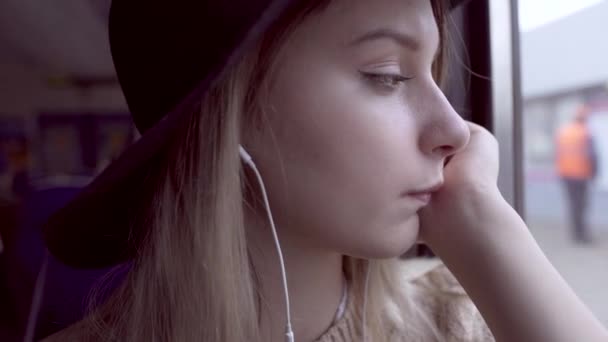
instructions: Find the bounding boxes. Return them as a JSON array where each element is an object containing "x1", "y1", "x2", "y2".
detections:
[
  {"x1": 44, "y1": 259, "x2": 493, "y2": 342},
  {"x1": 315, "y1": 259, "x2": 494, "y2": 342}
]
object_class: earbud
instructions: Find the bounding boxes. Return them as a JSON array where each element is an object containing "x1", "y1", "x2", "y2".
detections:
[
  {"x1": 238, "y1": 145, "x2": 253, "y2": 165},
  {"x1": 239, "y1": 145, "x2": 294, "y2": 342}
]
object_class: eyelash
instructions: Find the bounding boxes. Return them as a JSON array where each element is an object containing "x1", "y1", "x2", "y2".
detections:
[{"x1": 360, "y1": 71, "x2": 414, "y2": 89}]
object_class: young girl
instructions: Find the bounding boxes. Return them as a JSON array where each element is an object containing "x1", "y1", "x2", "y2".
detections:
[{"x1": 43, "y1": 0, "x2": 608, "y2": 341}]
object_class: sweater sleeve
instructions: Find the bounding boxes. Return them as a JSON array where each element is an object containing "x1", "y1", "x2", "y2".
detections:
[{"x1": 406, "y1": 261, "x2": 495, "y2": 342}]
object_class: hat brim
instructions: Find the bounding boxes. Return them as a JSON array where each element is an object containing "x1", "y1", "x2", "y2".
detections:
[{"x1": 43, "y1": 0, "x2": 473, "y2": 269}]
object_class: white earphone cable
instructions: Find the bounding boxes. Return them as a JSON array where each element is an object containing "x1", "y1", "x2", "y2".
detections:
[
  {"x1": 239, "y1": 146, "x2": 294, "y2": 342},
  {"x1": 362, "y1": 260, "x2": 371, "y2": 342},
  {"x1": 24, "y1": 250, "x2": 49, "y2": 342}
]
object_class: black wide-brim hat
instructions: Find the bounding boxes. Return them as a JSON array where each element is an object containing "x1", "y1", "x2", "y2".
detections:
[{"x1": 43, "y1": 0, "x2": 472, "y2": 269}]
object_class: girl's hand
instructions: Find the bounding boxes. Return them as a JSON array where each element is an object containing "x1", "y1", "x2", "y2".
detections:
[
  {"x1": 418, "y1": 122, "x2": 514, "y2": 258},
  {"x1": 418, "y1": 124, "x2": 608, "y2": 342}
]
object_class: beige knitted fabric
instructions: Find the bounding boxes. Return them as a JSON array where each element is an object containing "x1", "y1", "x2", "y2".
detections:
[
  {"x1": 45, "y1": 260, "x2": 493, "y2": 342},
  {"x1": 315, "y1": 260, "x2": 494, "y2": 342}
]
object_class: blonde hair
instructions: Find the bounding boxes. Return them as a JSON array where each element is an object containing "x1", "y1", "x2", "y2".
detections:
[{"x1": 57, "y1": 1, "x2": 449, "y2": 341}]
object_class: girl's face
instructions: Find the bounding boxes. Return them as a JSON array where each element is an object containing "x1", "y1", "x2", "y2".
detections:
[{"x1": 247, "y1": 0, "x2": 469, "y2": 258}]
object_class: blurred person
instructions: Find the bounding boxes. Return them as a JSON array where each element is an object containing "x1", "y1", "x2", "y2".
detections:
[
  {"x1": 555, "y1": 106, "x2": 599, "y2": 244},
  {"x1": 37, "y1": 1, "x2": 608, "y2": 341}
]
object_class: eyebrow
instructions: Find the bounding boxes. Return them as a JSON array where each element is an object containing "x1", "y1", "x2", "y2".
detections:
[{"x1": 348, "y1": 28, "x2": 421, "y2": 51}]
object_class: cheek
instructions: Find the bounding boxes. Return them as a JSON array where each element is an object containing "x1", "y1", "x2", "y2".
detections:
[
  {"x1": 259, "y1": 71, "x2": 423, "y2": 256},
  {"x1": 272, "y1": 69, "x2": 419, "y2": 201}
]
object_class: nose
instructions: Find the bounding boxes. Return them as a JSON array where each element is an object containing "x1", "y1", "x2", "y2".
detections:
[{"x1": 418, "y1": 87, "x2": 470, "y2": 159}]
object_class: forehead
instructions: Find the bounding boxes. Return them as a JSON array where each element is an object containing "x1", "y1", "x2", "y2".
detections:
[{"x1": 310, "y1": 0, "x2": 439, "y2": 49}]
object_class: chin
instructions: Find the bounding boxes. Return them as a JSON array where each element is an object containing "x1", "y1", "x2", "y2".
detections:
[{"x1": 345, "y1": 215, "x2": 420, "y2": 260}]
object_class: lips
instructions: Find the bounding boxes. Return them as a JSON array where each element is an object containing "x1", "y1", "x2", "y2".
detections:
[
  {"x1": 403, "y1": 181, "x2": 443, "y2": 205},
  {"x1": 409, "y1": 192, "x2": 432, "y2": 205},
  {"x1": 412, "y1": 182, "x2": 444, "y2": 194}
]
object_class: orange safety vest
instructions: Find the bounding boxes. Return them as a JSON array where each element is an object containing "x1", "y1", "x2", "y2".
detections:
[{"x1": 556, "y1": 122, "x2": 593, "y2": 179}]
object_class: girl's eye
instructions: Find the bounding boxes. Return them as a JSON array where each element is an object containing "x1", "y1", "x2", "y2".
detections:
[{"x1": 360, "y1": 71, "x2": 414, "y2": 90}]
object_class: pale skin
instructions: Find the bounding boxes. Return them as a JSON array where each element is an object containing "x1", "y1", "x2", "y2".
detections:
[{"x1": 243, "y1": 0, "x2": 608, "y2": 341}]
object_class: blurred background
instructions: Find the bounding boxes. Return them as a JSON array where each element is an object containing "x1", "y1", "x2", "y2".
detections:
[
  {"x1": 0, "y1": 0, "x2": 606, "y2": 340},
  {"x1": 519, "y1": 0, "x2": 608, "y2": 328},
  {"x1": 0, "y1": 1, "x2": 134, "y2": 340}
]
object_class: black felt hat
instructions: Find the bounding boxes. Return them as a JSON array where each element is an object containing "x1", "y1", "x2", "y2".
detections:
[{"x1": 43, "y1": 0, "x2": 472, "y2": 269}]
